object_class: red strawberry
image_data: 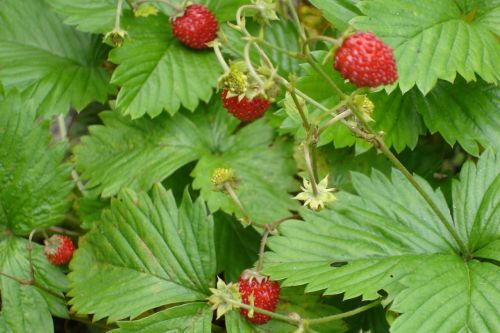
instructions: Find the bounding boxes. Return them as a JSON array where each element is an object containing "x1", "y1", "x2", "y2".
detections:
[
  {"x1": 221, "y1": 88, "x2": 270, "y2": 122},
  {"x1": 238, "y1": 270, "x2": 280, "y2": 324},
  {"x1": 171, "y1": 4, "x2": 218, "y2": 49},
  {"x1": 334, "y1": 32, "x2": 398, "y2": 88},
  {"x1": 44, "y1": 235, "x2": 75, "y2": 265}
]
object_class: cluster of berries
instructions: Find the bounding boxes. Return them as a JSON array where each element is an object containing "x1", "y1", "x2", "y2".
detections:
[{"x1": 171, "y1": 4, "x2": 397, "y2": 121}]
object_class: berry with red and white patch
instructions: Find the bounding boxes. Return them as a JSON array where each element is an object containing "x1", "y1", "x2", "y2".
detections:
[
  {"x1": 44, "y1": 235, "x2": 75, "y2": 265},
  {"x1": 334, "y1": 32, "x2": 397, "y2": 87}
]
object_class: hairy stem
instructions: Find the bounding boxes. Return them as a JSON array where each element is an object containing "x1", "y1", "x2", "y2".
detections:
[
  {"x1": 305, "y1": 299, "x2": 382, "y2": 325},
  {"x1": 223, "y1": 296, "x2": 383, "y2": 327},
  {"x1": 212, "y1": 41, "x2": 230, "y2": 72},
  {"x1": 317, "y1": 109, "x2": 353, "y2": 135},
  {"x1": 256, "y1": 228, "x2": 271, "y2": 272},
  {"x1": 114, "y1": 0, "x2": 124, "y2": 30}
]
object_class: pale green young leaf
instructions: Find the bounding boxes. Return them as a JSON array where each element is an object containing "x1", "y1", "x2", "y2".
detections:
[
  {"x1": 68, "y1": 185, "x2": 216, "y2": 322},
  {"x1": 0, "y1": 93, "x2": 73, "y2": 235},
  {"x1": 309, "y1": 0, "x2": 361, "y2": 31},
  {"x1": 264, "y1": 151, "x2": 500, "y2": 332},
  {"x1": 109, "y1": 14, "x2": 221, "y2": 118},
  {"x1": 353, "y1": 0, "x2": 500, "y2": 94},
  {"x1": 0, "y1": 0, "x2": 112, "y2": 116},
  {"x1": 0, "y1": 237, "x2": 68, "y2": 333},
  {"x1": 110, "y1": 303, "x2": 213, "y2": 333}
]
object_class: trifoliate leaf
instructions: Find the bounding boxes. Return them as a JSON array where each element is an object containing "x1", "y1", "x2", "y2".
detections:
[
  {"x1": 76, "y1": 98, "x2": 299, "y2": 225},
  {"x1": 0, "y1": 0, "x2": 112, "y2": 116},
  {"x1": 110, "y1": 303, "x2": 212, "y2": 333},
  {"x1": 0, "y1": 237, "x2": 68, "y2": 333},
  {"x1": 264, "y1": 151, "x2": 500, "y2": 332},
  {"x1": 353, "y1": 0, "x2": 500, "y2": 94},
  {"x1": 0, "y1": 93, "x2": 73, "y2": 236},
  {"x1": 68, "y1": 186, "x2": 216, "y2": 322},
  {"x1": 109, "y1": 13, "x2": 221, "y2": 118},
  {"x1": 309, "y1": 0, "x2": 361, "y2": 31}
]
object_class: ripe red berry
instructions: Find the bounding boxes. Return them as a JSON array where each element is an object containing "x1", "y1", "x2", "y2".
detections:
[
  {"x1": 171, "y1": 4, "x2": 218, "y2": 49},
  {"x1": 238, "y1": 271, "x2": 280, "y2": 324},
  {"x1": 221, "y1": 88, "x2": 270, "y2": 122},
  {"x1": 44, "y1": 235, "x2": 75, "y2": 265},
  {"x1": 334, "y1": 32, "x2": 398, "y2": 88}
]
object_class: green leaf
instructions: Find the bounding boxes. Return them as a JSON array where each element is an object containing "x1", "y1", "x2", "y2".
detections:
[
  {"x1": 75, "y1": 109, "x2": 205, "y2": 197},
  {"x1": 0, "y1": 0, "x2": 112, "y2": 116},
  {"x1": 353, "y1": 0, "x2": 500, "y2": 94},
  {"x1": 76, "y1": 99, "x2": 299, "y2": 225},
  {"x1": 225, "y1": 311, "x2": 262, "y2": 333},
  {"x1": 214, "y1": 213, "x2": 260, "y2": 282},
  {"x1": 68, "y1": 185, "x2": 216, "y2": 321},
  {"x1": 371, "y1": 89, "x2": 425, "y2": 152},
  {"x1": 0, "y1": 237, "x2": 68, "y2": 333},
  {"x1": 0, "y1": 93, "x2": 73, "y2": 235},
  {"x1": 453, "y1": 149, "x2": 499, "y2": 255},
  {"x1": 417, "y1": 78, "x2": 500, "y2": 155},
  {"x1": 309, "y1": 0, "x2": 361, "y2": 31},
  {"x1": 371, "y1": 78, "x2": 499, "y2": 155},
  {"x1": 325, "y1": 147, "x2": 392, "y2": 193},
  {"x1": 47, "y1": 0, "x2": 250, "y2": 34},
  {"x1": 110, "y1": 303, "x2": 213, "y2": 333},
  {"x1": 46, "y1": 0, "x2": 116, "y2": 33},
  {"x1": 109, "y1": 13, "x2": 221, "y2": 118},
  {"x1": 391, "y1": 258, "x2": 499, "y2": 333},
  {"x1": 191, "y1": 124, "x2": 298, "y2": 226},
  {"x1": 264, "y1": 151, "x2": 500, "y2": 332}
]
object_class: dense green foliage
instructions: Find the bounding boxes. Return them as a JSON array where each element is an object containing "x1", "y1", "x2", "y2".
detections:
[{"x1": 0, "y1": 0, "x2": 498, "y2": 332}]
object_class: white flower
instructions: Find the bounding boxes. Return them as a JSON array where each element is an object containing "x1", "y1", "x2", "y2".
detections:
[{"x1": 294, "y1": 175, "x2": 336, "y2": 210}]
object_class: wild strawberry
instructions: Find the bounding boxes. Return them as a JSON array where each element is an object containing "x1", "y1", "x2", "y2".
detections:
[
  {"x1": 171, "y1": 4, "x2": 218, "y2": 49},
  {"x1": 221, "y1": 88, "x2": 270, "y2": 122},
  {"x1": 44, "y1": 235, "x2": 75, "y2": 265},
  {"x1": 238, "y1": 270, "x2": 280, "y2": 324},
  {"x1": 334, "y1": 32, "x2": 398, "y2": 88}
]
